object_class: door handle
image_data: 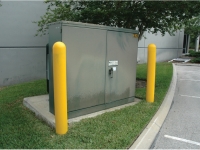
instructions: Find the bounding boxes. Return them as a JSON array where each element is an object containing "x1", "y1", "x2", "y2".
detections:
[{"x1": 109, "y1": 68, "x2": 113, "y2": 78}]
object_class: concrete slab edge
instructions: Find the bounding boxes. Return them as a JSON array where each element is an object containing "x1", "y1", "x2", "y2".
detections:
[
  {"x1": 69, "y1": 98, "x2": 141, "y2": 124},
  {"x1": 23, "y1": 98, "x2": 55, "y2": 128},
  {"x1": 129, "y1": 63, "x2": 177, "y2": 149},
  {"x1": 23, "y1": 96, "x2": 141, "y2": 128}
]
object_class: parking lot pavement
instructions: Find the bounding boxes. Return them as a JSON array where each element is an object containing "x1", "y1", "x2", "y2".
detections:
[{"x1": 151, "y1": 64, "x2": 200, "y2": 149}]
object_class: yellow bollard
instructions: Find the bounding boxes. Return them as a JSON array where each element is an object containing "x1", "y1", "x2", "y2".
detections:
[
  {"x1": 146, "y1": 44, "x2": 156, "y2": 103},
  {"x1": 53, "y1": 42, "x2": 68, "y2": 134}
]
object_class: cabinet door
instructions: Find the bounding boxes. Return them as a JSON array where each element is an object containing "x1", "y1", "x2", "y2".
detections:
[
  {"x1": 105, "y1": 31, "x2": 138, "y2": 104},
  {"x1": 62, "y1": 26, "x2": 107, "y2": 111}
]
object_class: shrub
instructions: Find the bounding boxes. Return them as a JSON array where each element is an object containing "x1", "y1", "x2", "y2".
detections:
[
  {"x1": 188, "y1": 50, "x2": 200, "y2": 57},
  {"x1": 190, "y1": 57, "x2": 200, "y2": 63}
]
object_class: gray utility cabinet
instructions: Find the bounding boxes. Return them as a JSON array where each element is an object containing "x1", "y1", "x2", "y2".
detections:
[{"x1": 48, "y1": 21, "x2": 138, "y2": 119}]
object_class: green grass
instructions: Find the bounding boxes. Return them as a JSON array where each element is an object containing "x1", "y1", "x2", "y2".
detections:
[{"x1": 0, "y1": 62, "x2": 173, "y2": 149}]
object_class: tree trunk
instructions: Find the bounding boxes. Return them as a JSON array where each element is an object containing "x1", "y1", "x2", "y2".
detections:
[
  {"x1": 195, "y1": 35, "x2": 199, "y2": 52},
  {"x1": 187, "y1": 35, "x2": 190, "y2": 53}
]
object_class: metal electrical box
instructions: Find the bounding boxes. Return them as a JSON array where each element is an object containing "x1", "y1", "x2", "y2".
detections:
[{"x1": 48, "y1": 21, "x2": 138, "y2": 118}]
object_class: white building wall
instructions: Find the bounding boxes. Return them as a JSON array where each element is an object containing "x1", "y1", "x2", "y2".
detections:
[
  {"x1": 138, "y1": 30, "x2": 184, "y2": 63},
  {"x1": 0, "y1": 1, "x2": 48, "y2": 47},
  {"x1": 0, "y1": 1, "x2": 48, "y2": 86}
]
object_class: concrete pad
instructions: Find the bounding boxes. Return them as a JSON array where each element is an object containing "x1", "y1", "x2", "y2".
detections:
[
  {"x1": 129, "y1": 63, "x2": 177, "y2": 149},
  {"x1": 23, "y1": 95, "x2": 55, "y2": 128},
  {"x1": 168, "y1": 58, "x2": 191, "y2": 63},
  {"x1": 23, "y1": 95, "x2": 141, "y2": 128}
]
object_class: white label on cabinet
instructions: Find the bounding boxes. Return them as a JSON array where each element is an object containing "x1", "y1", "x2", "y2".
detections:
[{"x1": 109, "y1": 61, "x2": 118, "y2": 66}]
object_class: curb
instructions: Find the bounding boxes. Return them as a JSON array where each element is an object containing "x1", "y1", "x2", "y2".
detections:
[{"x1": 129, "y1": 63, "x2": 177, "y2": 149}]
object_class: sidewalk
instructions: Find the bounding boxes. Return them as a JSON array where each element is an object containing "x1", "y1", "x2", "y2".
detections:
[{"x1": 130, "y1": 63, "x2": 200, "y2": 149}]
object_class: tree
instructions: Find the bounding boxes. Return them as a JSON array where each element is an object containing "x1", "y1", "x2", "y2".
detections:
[
  {"x1": 185, "y1": 15, "x2": 200, "y2": 39},
  {"x1": 35, "y1": 1, "x2": 200, "y2": 40},
  {"x1": 184, "y1": 15, "x2": 200, "y2": 50}
]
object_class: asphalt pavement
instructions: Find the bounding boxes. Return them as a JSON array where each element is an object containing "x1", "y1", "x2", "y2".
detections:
[{"x1": 151, "y1": 63, "x2": 200, "y2": 149}]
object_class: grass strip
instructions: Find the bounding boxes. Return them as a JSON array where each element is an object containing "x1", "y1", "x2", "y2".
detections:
[{"x1": 0, "y1": 62, "x2": 172, "y2": 149}]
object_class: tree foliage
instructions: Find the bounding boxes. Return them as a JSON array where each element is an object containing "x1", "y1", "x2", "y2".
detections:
[
  {"x1": 184, "y1": 15, "x2": 200, "y2": 38},
  {"x1": 35, "y1": 1, "x2": 200, "y2": 40}
]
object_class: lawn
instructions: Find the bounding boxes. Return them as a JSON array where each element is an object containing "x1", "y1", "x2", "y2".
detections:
[{"x1": 0, "y1": 62, "x2": 173, "y2": 149}]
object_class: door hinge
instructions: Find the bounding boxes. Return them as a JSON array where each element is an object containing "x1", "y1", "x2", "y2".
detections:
[{"x1": 60, "y1": 28, "x2": 62, "y2": 33}]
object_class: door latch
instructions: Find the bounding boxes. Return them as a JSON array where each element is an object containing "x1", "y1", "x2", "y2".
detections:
[{"x1": 109, "y1": 68, "x2": 113, "y2": 78}]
